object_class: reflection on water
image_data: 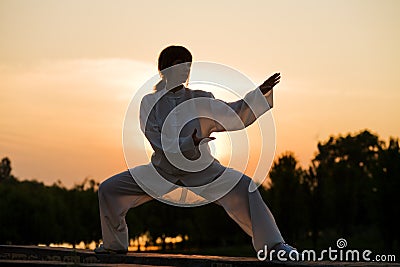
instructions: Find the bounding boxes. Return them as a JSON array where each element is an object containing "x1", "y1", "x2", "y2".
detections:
[{"x1": 39, "y1": 232, "x2": 189, "y2": 252}]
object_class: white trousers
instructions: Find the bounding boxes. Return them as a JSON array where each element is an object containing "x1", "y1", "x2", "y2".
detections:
[{"x1": 98, "y1": 168, "x2": 284, "y2": 252}]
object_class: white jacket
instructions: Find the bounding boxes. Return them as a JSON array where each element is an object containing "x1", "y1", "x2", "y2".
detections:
[{"x1": 139, "y1": 85, "x2": 273, "y2": 186}]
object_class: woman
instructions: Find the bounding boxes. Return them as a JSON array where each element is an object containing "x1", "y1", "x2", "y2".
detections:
[{"x1": 95, "y1": 45, "x2": 297, "y2": 259}]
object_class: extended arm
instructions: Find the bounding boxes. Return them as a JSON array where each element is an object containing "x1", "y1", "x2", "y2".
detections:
[{"x1": 210, "y1": 73, "x2": 280, "y2": 132}]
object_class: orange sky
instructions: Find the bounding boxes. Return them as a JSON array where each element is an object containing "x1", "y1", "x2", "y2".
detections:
[{"x1": 1, "y1": 0, "x2": 399, "y2": 187}]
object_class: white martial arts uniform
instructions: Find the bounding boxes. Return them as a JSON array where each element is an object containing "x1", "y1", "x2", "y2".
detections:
[{"x1": 98, "y1": 86, "x2": 284, "y2": 252}]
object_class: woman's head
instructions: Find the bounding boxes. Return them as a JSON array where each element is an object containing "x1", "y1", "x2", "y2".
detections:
[
  {"x1": 158, "y1": 45, "x2": 192, "y2": 71},
  {"x1": 156, "y1": 45, "x2": 192, "y2": 91}
]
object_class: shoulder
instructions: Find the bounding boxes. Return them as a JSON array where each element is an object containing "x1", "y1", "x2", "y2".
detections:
[
  {"x1": 141, "y1": 90, "x2": 164, "y2": 104},
  {"x1": 187, "y1": 88, "x2": 214, "y2": 98},
  {"x1": 140, "y1": 93, "x2": 151, "y2": 105}
]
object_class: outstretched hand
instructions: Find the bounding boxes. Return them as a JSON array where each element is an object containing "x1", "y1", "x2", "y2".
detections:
[
  {"x1": 259, "y1": 73, "x2": 281, "y2": 94},
  {"x1": 192, "y1": 128, "x2": 215, "y2": 146}
]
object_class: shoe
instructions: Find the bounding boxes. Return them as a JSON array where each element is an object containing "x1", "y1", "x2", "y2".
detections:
[
  {"x1": 94, "y1": 244, "x2": 128, "y2": 255},
  {"x1": 270, "y1": 242, "x2": 299, "y2": 261}
]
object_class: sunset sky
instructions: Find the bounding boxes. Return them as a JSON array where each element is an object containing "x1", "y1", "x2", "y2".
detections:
[{"x1": 1, "y1": 0, "x2": 399, "y2": 188}]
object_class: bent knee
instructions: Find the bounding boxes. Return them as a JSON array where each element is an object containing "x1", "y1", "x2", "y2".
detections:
[
  {"x1": 240, "y1": 175, "x2": 252, "y2": 183},
  {"x1": 98, "y1": 178, "x2": 113, "y2": 199},
  {"x1": 234, "y1": 175, "x2": 260, "y2": 195},
  {"x1": 238, "y1": 175, "x2": 252, "y2": 189}
]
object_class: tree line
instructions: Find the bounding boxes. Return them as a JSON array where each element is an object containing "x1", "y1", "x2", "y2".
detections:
[
  {"x1": 267, "y1": 130, "x2": 400, "y2": 254},
  {"x1": 0, "y1": 129, "x2": 399, "y2": 255}
]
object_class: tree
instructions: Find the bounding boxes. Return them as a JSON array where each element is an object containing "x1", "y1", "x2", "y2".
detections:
[
  {"x1": 312, "y1": 130, "x2": 382, "y2": 241},
  {"x1": 302, "y1": 161, "x2": 323, "y2": 249},
  {"x1": 266, "y1": 152, "x2": 308, "y2": 245},
  {"x1": 377, "y1": 137, "x2": 400, "y2": 250},
  {"x1": 0, "y1": 157, "x2": 12, "y2": 182}
]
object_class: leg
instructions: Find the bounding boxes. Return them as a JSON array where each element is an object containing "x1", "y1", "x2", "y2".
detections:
[
  {"x1": 98, "y1": 170, "x2": 153, "y2": 251},
  {"x1": 215, "y1": 174, "x2": 284, "y2": 252}
]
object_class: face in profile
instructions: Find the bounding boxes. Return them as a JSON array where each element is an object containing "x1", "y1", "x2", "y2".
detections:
[{"x1": 162, "y1": 60, "x2": 191, "y2": 89}]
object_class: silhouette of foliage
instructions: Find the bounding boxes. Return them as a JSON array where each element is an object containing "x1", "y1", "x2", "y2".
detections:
[
  {"x1": 0, "y1": 157, "x2": 12, "y2": 182},
  {"x1": 263, "y1": 130, "x2": 400, "y2": 254},
  {"x1": 264, "y1": 152, "x2": 309, "y2": 245}
]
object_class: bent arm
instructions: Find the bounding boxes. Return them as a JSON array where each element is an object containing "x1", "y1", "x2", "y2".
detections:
[{"x1": 209, "y1": 87, "x2": 273, "y2": 132}]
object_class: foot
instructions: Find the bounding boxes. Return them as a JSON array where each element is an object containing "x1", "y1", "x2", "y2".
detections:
[
  {"x1": 94, "y1": 244, "x2": 128, "y2": 255},
  {"x1": 270, "y1": 242, "x2": 299, "y2": 261}
]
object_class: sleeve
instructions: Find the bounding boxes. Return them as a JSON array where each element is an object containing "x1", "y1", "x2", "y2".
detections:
[
  {"x1": 139, "y1": 95, "x2": 198, "y2": 156},
  {"x1": 209, "y1": 87, "x2": 273, "y2": 132}
]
